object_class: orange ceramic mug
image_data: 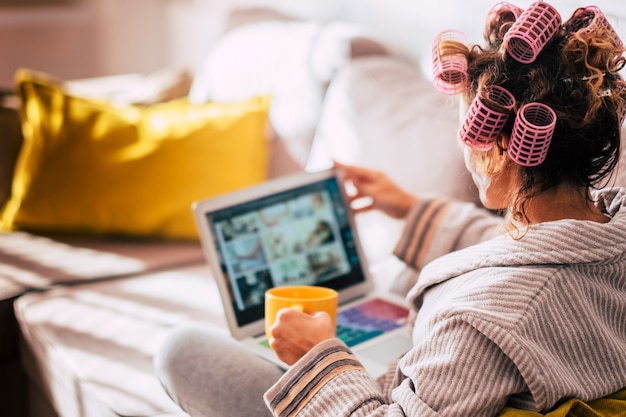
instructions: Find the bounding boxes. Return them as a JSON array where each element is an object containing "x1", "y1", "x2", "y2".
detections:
[{"x1": 265, "y1": 285, "x2": 338, "y2": 340}]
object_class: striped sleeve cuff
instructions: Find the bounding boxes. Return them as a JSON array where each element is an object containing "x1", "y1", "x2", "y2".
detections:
[
  {"x1": 265, "y1": 339, "x2": 366, "y2": 417},
  {"x1": 394, "y1": 198, "x2": 450, "y2": 270}
]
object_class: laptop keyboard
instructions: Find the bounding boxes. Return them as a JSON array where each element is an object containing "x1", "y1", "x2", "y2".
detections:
[{"x1": 336, "y1": 298, "x2": 409, "y2": 347}]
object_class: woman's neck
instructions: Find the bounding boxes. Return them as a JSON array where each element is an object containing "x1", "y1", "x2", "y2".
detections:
[{"x1": 523, "y1": 185, "x2": 610, "y2": 224}]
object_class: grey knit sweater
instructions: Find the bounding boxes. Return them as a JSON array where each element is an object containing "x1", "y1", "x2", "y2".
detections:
[{"x1": 264, "y1": 188, "x2": 626, "y2": 417}]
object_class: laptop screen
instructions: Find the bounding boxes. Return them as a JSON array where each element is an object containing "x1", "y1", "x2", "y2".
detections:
[{"x1": 203, "y1": 175, "x2": 368, "y2": 328}]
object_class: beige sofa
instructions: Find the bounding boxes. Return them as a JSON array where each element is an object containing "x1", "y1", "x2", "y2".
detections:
[
  {"x1": 1, "y1": 9, "x2": 478, "y2": 416},
  {"x1": 5, "y1": 4, "x2": 624, "y2": 417}
]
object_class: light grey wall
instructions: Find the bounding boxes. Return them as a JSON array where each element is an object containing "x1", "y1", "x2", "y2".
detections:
[{"x1": 1, "y1": 0, "x2": 624, "y2": 89}]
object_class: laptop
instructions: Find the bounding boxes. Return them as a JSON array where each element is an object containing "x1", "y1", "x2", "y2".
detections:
[{"x1": 192, "y1": 168, "x2": 413, "y2": 377}]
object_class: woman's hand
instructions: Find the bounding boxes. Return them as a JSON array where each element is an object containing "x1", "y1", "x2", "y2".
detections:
[
  {"x1": 268, "y1": 309, "x2": 336, "y2": 365},
  {"x1": 334, "y1": 161, "x2": 417, "y2": 219}
]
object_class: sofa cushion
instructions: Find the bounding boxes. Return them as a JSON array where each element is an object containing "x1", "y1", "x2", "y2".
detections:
[
  {"x1": 13, "y1": 233, "x2": 404, "y2": 417},
  {"x1": 0, "y1": 231, "x2": 204, "y2": 291},
  {"x1": 307, "y1": 55, "x2": 476, "y2": 202},
  {"x1": 0, "y1": 69, "x2": 192, "y2": 216},
  {"x1": 0, "y1": 230, "x2": 204, "y2": 417},
  {"x1": 190, "y1": 7, "x2": 388, "y2": 168},
  {"x1": 1, "y1": 69, "x2": 271, "y2": 240},
  {"x1": 0, "y1": 230, "x2": 204, "y2": 362},
  {"x1": 306, "y1": 56, "x2": 478, "y2": 264},
  {"x1": 497, "y1": 388, "x2": 626, "y2": 416},
  {"x1": 16, "y1": 264, "x2": 226, "y2": 417}
]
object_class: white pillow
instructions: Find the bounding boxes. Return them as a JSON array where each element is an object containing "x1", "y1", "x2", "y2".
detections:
[
  {"x1": 189, "y1": 19, "x2": 323, "y2": 166},
  {"x1": 306, "y1": 56, "x2": 477, "y2": 265},
  {"x1": 307, "y1": 55, "x2": 477, "y2": 203},
  {"x1": 190, "y1": 10, "x2": 388, "y2": 168}
]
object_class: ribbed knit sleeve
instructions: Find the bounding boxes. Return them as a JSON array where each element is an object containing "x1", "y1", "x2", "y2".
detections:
[
  {"x1": 393, "y1": 199, "x2": 503, "y2": 271},
  {"x1": 264, "y1": 339, "x2": 389, "y2": 417},
  {"x1": 264, "y1": 324, "x2": 527, "y2": 417}
]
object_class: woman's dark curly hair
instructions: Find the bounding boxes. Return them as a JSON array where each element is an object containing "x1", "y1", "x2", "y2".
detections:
[{"x1": 462, "y1": 6, "x2": 626, "y2": 228}]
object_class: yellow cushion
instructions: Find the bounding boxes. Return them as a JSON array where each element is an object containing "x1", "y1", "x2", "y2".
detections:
[
  {"x1": 498, "y1": 388, "x2": 626, "y2": 417},
  {"x1": 1, "y1": 69, "x2": 271, "y2": 240}
]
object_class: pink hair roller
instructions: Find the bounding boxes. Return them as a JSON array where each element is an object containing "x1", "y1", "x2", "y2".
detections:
[
  {"x1": 567, "y1": 6, "x2": 623, "y2": 48},
  {"x1": 485, "y1": 2, "x2": 525, "y2": 41},
  {"x1": 508, "y1": 103, "x2": 557, "y2": 167},
  {"x1": 459, "y1": 85, "x2": 516, "y2": 151},
  {"x1": 432, "y1": 30, "x2": 469, "y2": 95},
  {"x1": 503, "y1": 1, "x2": 562, "y2": 64}
]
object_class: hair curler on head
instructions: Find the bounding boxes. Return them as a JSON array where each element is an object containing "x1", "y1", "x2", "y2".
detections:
[
  {"x1": 508, "y1": 103, "x2": 557, "y2": 166},
  {"x1": 432, "y1": 30, "x2": 469, "y2": 95},
  {"x1": 503, "y1": 1, "x2": 562, "y2": 64},
  {"x1": 459, "y1": 85, "x2": 516, "y2": 151},
  {"x1": 566, "y1": 6, "x2": 623, "y2": 48},
  {"x1": 484, "y1": 2, "x2": 524, "y2": 44}
]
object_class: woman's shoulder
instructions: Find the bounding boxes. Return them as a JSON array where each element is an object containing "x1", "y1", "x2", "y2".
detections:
[
  {"x1": 425, "y1": 264, "x2": 556, "y2": 322},
  {"x1": 434, "y1": 256, "x2": 623, "y2": 334}
]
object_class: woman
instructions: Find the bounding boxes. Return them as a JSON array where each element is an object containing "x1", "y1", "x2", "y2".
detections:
[{"x1": 154, "y1": 2, "x2": 626, "y2": 416}]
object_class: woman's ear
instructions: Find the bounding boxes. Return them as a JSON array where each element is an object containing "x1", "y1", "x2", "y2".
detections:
[
  {"x1": 496, "y1": 132, "x2": 510, "y2": 153},
  {"x1": 483, "y1": 133, "x2": 511, "y2": 175},
  {"x1": 495, "y1": 133, "x2": 512, "y2": 169}
]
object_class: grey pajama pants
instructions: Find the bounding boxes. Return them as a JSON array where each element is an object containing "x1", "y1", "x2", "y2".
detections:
[{"x1": 154, "y1": 325, "x2": 284, "y2": 417}]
